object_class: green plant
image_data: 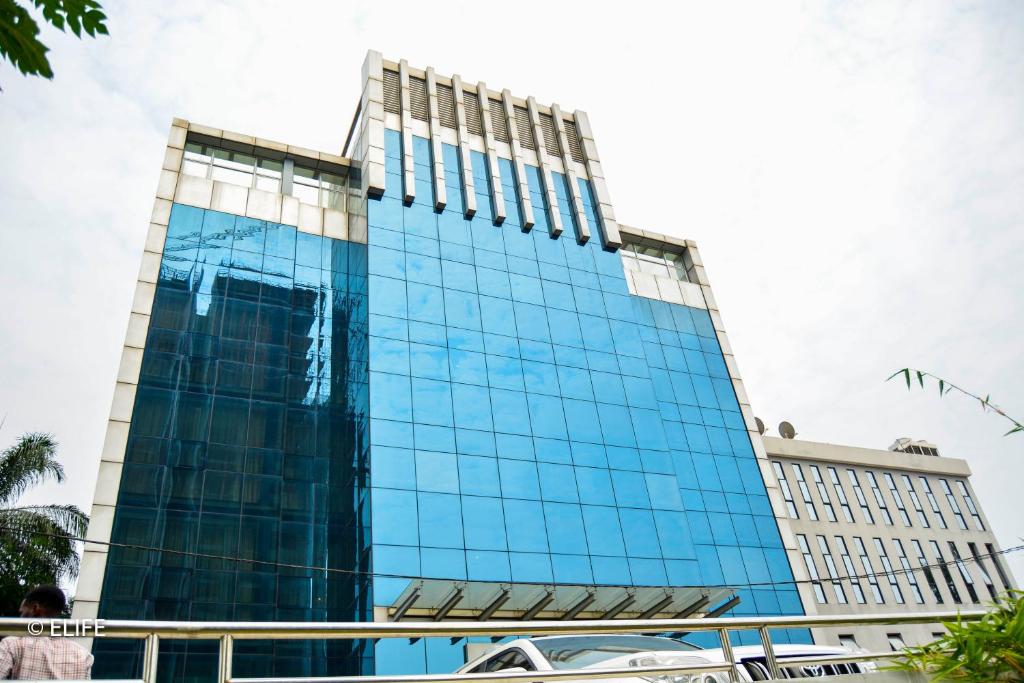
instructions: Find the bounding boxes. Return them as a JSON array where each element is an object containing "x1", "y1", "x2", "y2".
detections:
[
  {"x1": 0, "y1": 0, "x2": 108, "y2": 88},
  {"x1": 888, "y1": 368, "x2": 1023, "y2": 436},
  {"x1": 889, "y1": 590, "x2": 1024, "y2": 681},
  {"x1": 0, "y1": 432, "x2": 88, "y2": 615}
]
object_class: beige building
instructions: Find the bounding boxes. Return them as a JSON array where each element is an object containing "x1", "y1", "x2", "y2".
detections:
[{"x1": 762, "y1": 435, "x2": 1016, "y2": 652}]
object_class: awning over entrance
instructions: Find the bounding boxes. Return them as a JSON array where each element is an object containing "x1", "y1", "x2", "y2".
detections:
[{"x1": 386, "y1": 580, "x2": 738, "y2": 622}]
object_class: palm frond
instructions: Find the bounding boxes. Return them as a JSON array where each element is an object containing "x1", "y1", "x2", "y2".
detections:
[
  {"x1": 0, "y1": 504, "x2": 86, "y2": 579},
  {"x1": 0, "y1": 433, "x2": 63, "y2": 506},
  {"x1": 4, "y1": 504, "x2": 89, "y2": 538}
]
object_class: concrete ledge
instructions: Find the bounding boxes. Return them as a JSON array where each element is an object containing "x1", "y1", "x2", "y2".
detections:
[{"x1": 763, "y1": 436, "x2": 971, "y2": 476}]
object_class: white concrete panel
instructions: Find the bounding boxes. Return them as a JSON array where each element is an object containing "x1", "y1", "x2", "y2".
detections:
[
  {"x1": 137, "y1": 250, "x2": 161, "y2": 284},
  {"x1": 124, "y1": 312, "x2": 150, "y2": 349},
  {"x1": 74, "y1": 554, "x2": 108, "y2": 601},
  {"x1": 109, "y1": 382, "x2": 137, "y2": 423},
  {"x1": 162, "y1": 147, "x2": 183, "y2": 172},
  {"x1": 281, "y1": 196, "x2": 300, "y2": 226},
  {"x1": 298, "y1": 203, "x2": 323, "y2": 234},
  {"x1": 348, "y1": 213, "x2": 368, "y2": 245},
  {"x1": 410, "y1": 119, "x2": 430, "y2": 138},
  {"x1": 731, "y1": 375, "x2": 750, "y2": 405},
  {"x1": 634, "y1": 273, "x2": 660, "y2": 300},
  {"x1": 710, "y1": 308, "x2": 726, "y2": 333},
  {"x1": 71, "y1": 598, "x2": 99, "y2": 620},
  {"x1": 116, "y1": 346, "x2": 144, "y2": 385},
  {"x1": 144, "y1": 222, "x2": 167, "y2": 254},
  {"x1": 245, "y1": 188, "x2": 283, "y2": 222},
  {"x1": 150, "y1": 198, "x2": 172, "y2": 226},
  {"x1": 173, "y1": 175, "x2": 213, "y2": 209},
  {"x1": 131, "y1": 281, "x2": 156, "y2": 315},
  {"x1": 85, "y1": 501, "x2": 116, "y2": 541},
  {"x1": 700, "y1": 284, "x2": 719, "y2": 311},
  {"x1": 91, "y1": 468, "x2": 121, "y2": 512},
  {"x1": 100, "y1": 420, "x2": 130, "y2": 463},
  {"x1": 156, "y1": 169, "x2": 178, "y2": 200},
  {"x1": 680, "y1": 281, "x2": 707, "y2": 309},
  {"x1": 210, "y1": 181, "x2": 248, "y2": 216},
  {"x1": 655, "y1": 276, "x2": 684, "y2": 304},
  {"x1": 323, "y1": 209, "x2": 348, "y2": 240},
  {"x1": 168, "y1": 124, "x2": 187, "y2": 149}
]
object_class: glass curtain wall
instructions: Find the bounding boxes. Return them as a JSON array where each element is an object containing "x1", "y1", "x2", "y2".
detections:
[
  {"x1": 365, "y1": 130, "x2": 804, "y2": 673},
  {"x1": 94, "y1": 205, "x2": 371, "y2": 680}
]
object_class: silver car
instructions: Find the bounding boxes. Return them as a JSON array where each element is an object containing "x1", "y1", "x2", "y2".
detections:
[{"x1": 457, "y1": 634, "x2": 727, "y2": 683}]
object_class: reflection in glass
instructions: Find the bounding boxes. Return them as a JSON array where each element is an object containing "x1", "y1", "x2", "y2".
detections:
[{"x1": 96, "y1": 205, "x2": 370, "y2": 678}]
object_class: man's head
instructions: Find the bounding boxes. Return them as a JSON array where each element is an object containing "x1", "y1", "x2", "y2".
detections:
[{"x1": 19, "y1": 585, "x2": 67, "y2": 618}]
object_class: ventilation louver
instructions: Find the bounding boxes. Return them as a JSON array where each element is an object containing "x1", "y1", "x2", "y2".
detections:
[
  {"x1": 565, "y1": 120, "x2": 585, "y2": 163},
  {"x1": 539, "y1": 113, "x2": 560, "y2": 156},
  {"x1": 489, "y1": 98, "x2": 510, "y2": 143},
  {"x1": 464, "y1": 91, "x2": 483, "y2": 136},
  {"x1": 409, "y1": 76, "x2": 429, "y2": 122},
  {"x1": 437, "y1": 84, "x2": 456, "y2": 129},
  {"x1": 513, "y1": 106, "x2": 536, "y2": 150},
  {"x1": 383, "y1": 69, "x2": 400, "y2": 114}
]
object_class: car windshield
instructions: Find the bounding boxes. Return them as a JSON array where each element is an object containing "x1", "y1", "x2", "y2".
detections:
[{"x1": 534, "y1": 636, "x2": 701, "y2": 669}]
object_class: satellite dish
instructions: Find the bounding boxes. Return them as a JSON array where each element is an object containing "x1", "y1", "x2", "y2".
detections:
[
  {"x1": 779, "y1": 421, "x2": 796, "y2": 439},
  {"x1": 755, "y1": 417, "x2": 766, "y2": 435}
]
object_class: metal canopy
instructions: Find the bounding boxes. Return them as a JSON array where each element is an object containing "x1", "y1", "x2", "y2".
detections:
[{"x1": 386, "y1": 580, "x2": 737, "y2": 622}]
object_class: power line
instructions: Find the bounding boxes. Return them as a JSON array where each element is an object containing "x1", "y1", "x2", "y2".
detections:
[{"x1": 3, "y1": 523, "x2": 1020, "y2": 594}]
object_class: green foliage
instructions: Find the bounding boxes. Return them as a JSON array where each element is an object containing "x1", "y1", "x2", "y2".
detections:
[
  {"x1": 890, "y1": 591, "x2": 1024, "y2": 681},
  {"x1": 0, "y1": 0, "x2": 107, "y2": 86},
  {"x1": 888, "y1": 368, "x2": 1024, "y2": 436},
  {"x1": 0, "y1": 432, "x2": 88, "y2": 616}
]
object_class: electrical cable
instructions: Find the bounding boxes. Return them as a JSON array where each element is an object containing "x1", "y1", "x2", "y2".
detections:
[{"x1": 2, "y1": 523, "x2": 1020, "y2": 594}]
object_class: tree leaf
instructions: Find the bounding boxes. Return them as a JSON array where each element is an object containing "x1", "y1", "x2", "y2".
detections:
[
  {"x1": 916, "y1": 370, "x2": 925, "y2": 388},
  {"x1": 0, "y1": 433, "x2": 63, "y2": 507},
  {"x1": 0, "y1": 0, "x2": 54, "y2": 78}
]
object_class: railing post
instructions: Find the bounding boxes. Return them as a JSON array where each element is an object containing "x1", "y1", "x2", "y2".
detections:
[
  {"x1": 757, "y1": 626, "x2": 781, "y2": 680},
  {"x1": 717, "y1": 628, "x2": 738, "y2": 683},
  {"x1": 218, "y1": 634, "x2": 233, "y2": 683},
  {"x1": 142, "y1": 634, "x2": 160, "y2": 683}
]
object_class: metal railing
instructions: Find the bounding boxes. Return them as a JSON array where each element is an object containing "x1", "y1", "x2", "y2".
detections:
[{"x1": 0, "y1": 610, "x2": 982, "y2": 683}]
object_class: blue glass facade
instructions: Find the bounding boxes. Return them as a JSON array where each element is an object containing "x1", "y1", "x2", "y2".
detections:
[
  {"x1": 93, "y1": 122, "x2": 805, "y2": 681},
  {"x1": 94, "y1": 205, "x2": 372, "y2": 680},
  {"x1": 366, "y1": 130, "x2": 805, "y2": 673}
]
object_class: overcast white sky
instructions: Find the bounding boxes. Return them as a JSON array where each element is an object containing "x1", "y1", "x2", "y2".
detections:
[{"x1": 1, "y1": 0, "x2": 1022, "y2": 586}]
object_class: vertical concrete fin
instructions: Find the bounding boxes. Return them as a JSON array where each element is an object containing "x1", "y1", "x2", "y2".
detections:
[
  {"x1": 398, "y1": 59, "x2": 416, "y2": 204},
  {"x1": 501, "y1": 89, "x2": 535, "y2": 231},
  {"x1": 477, "y1": 82, "x2": 506, "y2": 224},
  {"x1": 425, "y1": 66, "x2": 447, "y2": 211},
  {"x1": 451, "y1": 75, "x2": 477, "y2": 218},
  {"x1": 573, "y1": 110, "x2": 620, "y2": 249},
  {"x1": 527, "y1": 96, "x2": 563, "y2": 238}
]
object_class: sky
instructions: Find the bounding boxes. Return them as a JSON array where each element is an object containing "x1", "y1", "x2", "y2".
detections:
[{"x1": 1, "y1": 0, "x2": 1022, "y2": 586}]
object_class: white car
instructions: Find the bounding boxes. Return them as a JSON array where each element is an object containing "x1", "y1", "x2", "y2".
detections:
[
  {"x1": 696, "y1": 644, "x2": 874, "y2": 680},
  {"x1": 456, "y1": 634, "x2": 727, "y2": 683}
]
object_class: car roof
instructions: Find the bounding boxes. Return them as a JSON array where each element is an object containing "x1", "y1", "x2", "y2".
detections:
[{"x1": 529, "y1": 634, "x2": 686, "y2": 642}]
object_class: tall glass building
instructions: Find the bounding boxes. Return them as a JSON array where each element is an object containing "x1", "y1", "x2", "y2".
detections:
[{"x1": 74, "y1": 52, "x2": 805, "y2": 681}]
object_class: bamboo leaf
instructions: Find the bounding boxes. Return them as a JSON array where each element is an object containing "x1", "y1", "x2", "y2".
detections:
[{"x1": 916, "y1": 370, "x2": 925, "y2": 388}]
